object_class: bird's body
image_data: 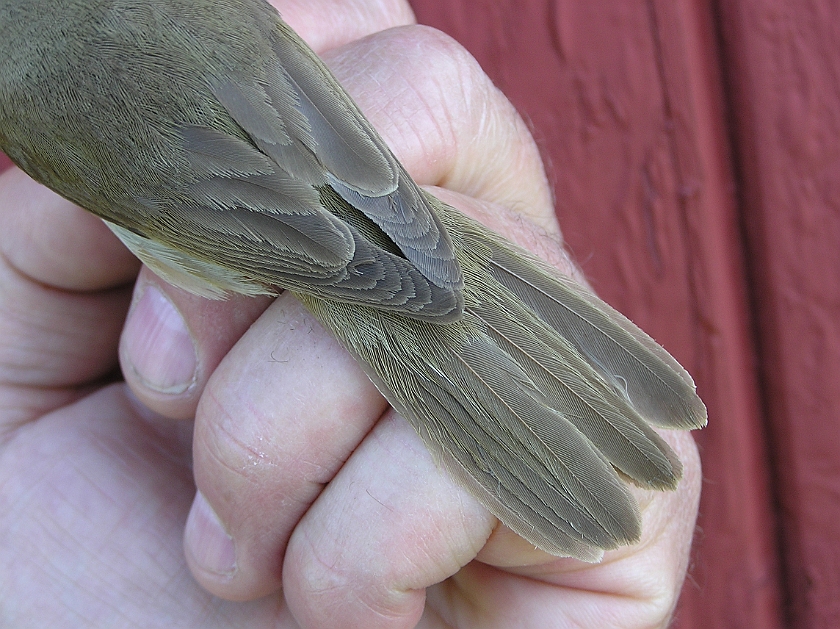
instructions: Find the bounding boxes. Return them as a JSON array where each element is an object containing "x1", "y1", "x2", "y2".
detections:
[{"x1": 0, "y1": 0, "x2": 706, "y2": 559}]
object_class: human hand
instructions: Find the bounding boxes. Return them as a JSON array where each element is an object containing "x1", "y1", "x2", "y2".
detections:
[{"x1": 0, "y1": 1, "x2": 701, "y2": 627}]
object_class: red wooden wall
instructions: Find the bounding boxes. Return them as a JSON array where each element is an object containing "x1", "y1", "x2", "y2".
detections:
[{"x1": 412, "y1": 0, "x2": 839, "y2": 627}]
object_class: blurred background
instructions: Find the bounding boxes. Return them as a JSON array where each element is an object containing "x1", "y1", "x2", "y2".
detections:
[{"x1": 410, "y1": 1, "x2": 839, "y2": 627}]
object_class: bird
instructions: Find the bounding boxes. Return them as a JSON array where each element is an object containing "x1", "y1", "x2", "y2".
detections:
[{"x1": 0, "y1": 0, "x2": 706, "y2": 560}]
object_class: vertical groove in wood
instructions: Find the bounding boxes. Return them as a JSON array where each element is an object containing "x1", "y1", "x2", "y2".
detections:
[
  {"x1": 715, "y1": 1, "x2": 840, "y2": 627},
  {"x1": 647, "y1": 2, "x2": 784, "y2": 627}
]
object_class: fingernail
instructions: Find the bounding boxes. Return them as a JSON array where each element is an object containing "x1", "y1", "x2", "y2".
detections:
[
  {"x1": 185, "y1": 491, "x2": 236, "y2": 576},
  {"x1": 122, "y1": 286, "x2": 196, "y2": 394}
]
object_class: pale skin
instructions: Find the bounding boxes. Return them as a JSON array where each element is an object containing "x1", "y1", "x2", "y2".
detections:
[{"x1": 0, "y1": 0, "x2": 702, "y2": 627}]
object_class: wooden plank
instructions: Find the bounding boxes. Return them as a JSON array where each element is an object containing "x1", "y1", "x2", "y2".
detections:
[
  {"x1": 716, "y1": 1, "x2": 840, "y2": 627},
  {"x1": 412, "y1": 0, "x2": 784, "y2": 626}
]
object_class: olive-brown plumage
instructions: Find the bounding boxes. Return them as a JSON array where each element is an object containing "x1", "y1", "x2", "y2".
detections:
[{"x1": 0, "y1": 0, "x2": 706, "y2": 559}]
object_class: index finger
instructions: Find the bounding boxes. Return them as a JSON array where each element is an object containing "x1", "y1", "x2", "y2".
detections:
[{"x1": 323, "y1": 25, "x2": 558, "y2": 234}]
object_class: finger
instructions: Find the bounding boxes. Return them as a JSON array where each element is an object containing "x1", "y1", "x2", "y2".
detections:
[
  {"x1": 0, "y1": 170, "x2": 135, "y2": 428},
  {"x1": 430, "y1": 186, "x2": 583, "y2": 284},
  {"x1": 0, "y1": 167, "x2": 138, "y2": 292},
  {"x1": 277, "y1": 0, "x2": 555, "y2": 228},
  {"x1": 274, "y1": 0, "x2": 416, "y2": 53},
  {"x1": 119, "y1": 269, "x2": 273, "y2": 420},
  {"x1": 184, "y1": 295, "x2": 387, "y2": 600},
  {"x1": 281, "y1": 430, "x2": 700, "y2": 629},
  {"x1": 323, "y1": 26, "x2": 558, "y2": 233},
  {"x1": 282, "y1": 411, "x2": 495, "y2": 629}
]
